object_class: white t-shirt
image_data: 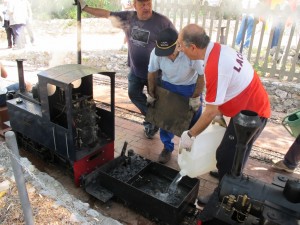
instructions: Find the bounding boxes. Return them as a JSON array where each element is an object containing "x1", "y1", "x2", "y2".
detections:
[
  {"x1": 7, "y1": 0, "x2": 28, "y2": 25},
  {"x1": 203, "y1": 42, "x2": 270, "y2": 118},
  {"x1": 148, "y1": 50, "x2": 204, "y2": 85},
  {"x1": 203, "y1": 42, "x2": 253, "y2": 105}
]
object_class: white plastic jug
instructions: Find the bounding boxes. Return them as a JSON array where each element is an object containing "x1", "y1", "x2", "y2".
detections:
[{"x1": 178, "y1": 124, "x2": 226, "y2": 178}]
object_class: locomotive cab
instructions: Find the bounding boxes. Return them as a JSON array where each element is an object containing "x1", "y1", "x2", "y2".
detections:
[{"x1": 7, "y1": 64, "x2": 115, "y2": 186}]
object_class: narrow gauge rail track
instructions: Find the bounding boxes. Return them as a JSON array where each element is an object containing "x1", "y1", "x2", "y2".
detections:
[{"x1": 93, "y1": 74, "x2": 128, "y2": 89}]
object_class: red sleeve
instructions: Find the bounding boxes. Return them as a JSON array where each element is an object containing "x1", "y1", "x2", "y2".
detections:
[{"x1": 204, "y1": 43, "x2": 221, "y2": 103}]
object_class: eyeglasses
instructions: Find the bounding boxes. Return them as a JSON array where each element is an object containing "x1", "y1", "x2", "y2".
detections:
[{"x1": 177, "y1": 42, "x2": 189, "y2": 51}]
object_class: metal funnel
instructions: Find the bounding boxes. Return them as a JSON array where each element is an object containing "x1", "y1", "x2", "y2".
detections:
[{"x1": 231, "y1": 110, "x2": 262, "y2": 177}]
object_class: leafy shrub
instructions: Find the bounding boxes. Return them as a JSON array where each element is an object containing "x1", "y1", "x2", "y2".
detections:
[{"x1": 30, "y1": 0, "x2": 121, "y2": 20}]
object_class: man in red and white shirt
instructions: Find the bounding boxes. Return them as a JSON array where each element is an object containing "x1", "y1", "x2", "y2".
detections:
[{"x1": 177, "y1": 24, "x2": 271, "y2": 181}]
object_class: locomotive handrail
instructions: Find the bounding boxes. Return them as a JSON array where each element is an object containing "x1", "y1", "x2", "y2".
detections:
[
  {"x1": 97, "y1": 71, "x2": 115, "y2": 141},
  {"x1": 97, "y1": 71, "x2": 115, "y2": 117}
]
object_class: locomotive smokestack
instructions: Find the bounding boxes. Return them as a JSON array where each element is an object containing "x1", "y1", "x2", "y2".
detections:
[
  {"x1": 231, "y1": 110, "x2": 262, "y2": 177},
  {"x1": 73, "y1": 0, "x2": 82, "y2": 64},
  {"x1": 16, "y1": 59, "x2": 26, "y2": 93}
]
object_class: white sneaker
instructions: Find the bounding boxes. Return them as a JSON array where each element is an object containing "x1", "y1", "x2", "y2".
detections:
[{"x1": 272, "y1": 160, "x2": 294, "y2": 173}]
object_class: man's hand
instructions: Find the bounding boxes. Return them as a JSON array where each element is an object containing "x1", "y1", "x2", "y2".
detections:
[
  {"x1": 178, "y1": 131, "x2": 195, "y2": 154},
  {"x1": 212, "y1": 115, "x2": 227, "y2": 128},
  {"x1": 146, "y1": 95, "x2": 156, "y2": 107},
  {"x1": 189, "y1": 97, "x2": 201, "y2": 112},
  {"x1": 78, "y1": 0, "x2": 87, "y2": 10}
]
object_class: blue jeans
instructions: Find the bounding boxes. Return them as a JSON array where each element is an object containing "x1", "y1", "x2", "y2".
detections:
[
  {"x1": 284, "y1": 134, "x2": 300, "y2": 169},
  {"x1": 235, "y1": 15, "x2": 254, "y2": 48},
  {"x1": 160, "y1": 81, "x2": 202, "y2": 152},
  {"x1": 128, "y1": 72, "x2": 148, "y2": 116},
  {"x1": 271, "y1": 22, "x2": 284, "y2": 49},
  {"x1": 10, "y1": 24, "x2": 26, "y2": 48}
]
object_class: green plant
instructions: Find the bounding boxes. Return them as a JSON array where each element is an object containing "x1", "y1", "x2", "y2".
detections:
[
  {"x1": 253, "y1": 64, "x2": 262, "y2": 76},
  {"x1": 30, "y1": 0, "x2": 121, "y2": 20}
]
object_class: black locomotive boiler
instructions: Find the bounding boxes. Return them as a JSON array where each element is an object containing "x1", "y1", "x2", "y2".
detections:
[{"x1": 6, "y1": 61, "x2": 116, "y2": 186}]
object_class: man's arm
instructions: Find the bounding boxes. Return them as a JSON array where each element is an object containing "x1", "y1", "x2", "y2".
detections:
[
  {"x1": 147, "y1": 71, "x2": 158, "y2": 97},
  {"x1": 191, "y1": 75, "x2": 204, "y2": 98},
  {"x1": 188, "y1": 104, "x2": 220, "y2": 137},
  {"x1": 78, "y1": 0, "x2": 110, "y2": 18},
  {"x1": 82, "y1": 6, "x2": 110, "y2": 18}
]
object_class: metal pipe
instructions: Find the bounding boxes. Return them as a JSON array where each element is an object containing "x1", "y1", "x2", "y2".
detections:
[
  {"x1": 76, "y1": 0, "x2": 82, "y2": 64},
  {"x1": 16, "y1": 59, "x2": 26, "y2": 93},
  {"x1": 5, "y1": 131, "x2": 34, "y2": 225},
  {"x1": 15, "y1": 59, "x2": 40, "y2": 105}
]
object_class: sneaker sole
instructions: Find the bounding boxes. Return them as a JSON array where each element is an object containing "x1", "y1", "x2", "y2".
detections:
[{"x1": 272, "y1": 166, "x2": 294, "y2": 173}]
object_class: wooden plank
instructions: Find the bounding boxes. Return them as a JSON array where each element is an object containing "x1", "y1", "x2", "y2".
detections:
[{"x1": 145, "y1": 87, "x2": 194, "y2": 137}]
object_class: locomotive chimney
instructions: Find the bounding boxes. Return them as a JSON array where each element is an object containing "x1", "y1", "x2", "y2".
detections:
[
  {"x1": 16, "y1": 59, "x2": 26, "y2": 93},
  {"x1": 231, "y1": 110, "x2": 262, "y2": 177}
]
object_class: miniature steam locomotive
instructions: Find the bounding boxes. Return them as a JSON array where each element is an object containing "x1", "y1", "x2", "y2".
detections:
[
  {"x1": 4, "y1": 61, "x2": 300, "y2": 225},
  {"x1": 6, "y1": 60, "x2": 116, "y2": 186}
]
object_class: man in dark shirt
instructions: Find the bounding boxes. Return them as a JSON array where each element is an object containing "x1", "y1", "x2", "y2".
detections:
[{"x1": 78, "y1": 0, "x2": 175, "y2": 139}]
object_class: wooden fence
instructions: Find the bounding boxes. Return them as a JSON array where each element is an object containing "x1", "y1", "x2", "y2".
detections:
[{"x1": 153, "y1": 1, "x2": 300, "y2": 83}]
